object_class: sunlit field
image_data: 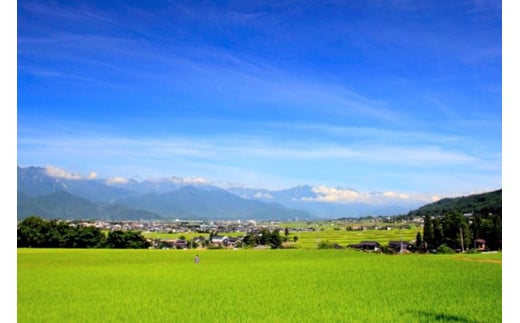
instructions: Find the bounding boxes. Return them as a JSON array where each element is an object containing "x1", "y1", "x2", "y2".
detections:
[
  {"x1": 141, "y1": 222, "x2": 422, "y2": 250},
  {"x1": 18, "y1": 248, "x2": 501, "y2": 322}
]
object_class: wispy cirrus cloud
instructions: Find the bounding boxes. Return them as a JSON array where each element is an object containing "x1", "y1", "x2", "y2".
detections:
[
  {"x1": 19, "y1": 127, "x2": 483, "y2": 167},
  {"x1": 18, "y1": 118, "x2": 500, "y2": 197},
  {"x1": 17, "y1": 0, "x2": 501, "y2": 200}
]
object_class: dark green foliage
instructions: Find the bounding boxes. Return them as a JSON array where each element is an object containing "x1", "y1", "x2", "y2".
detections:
[
  {"x1": 436, "y1": 244, "x2": 455, "y2": 254},
  {"x1": 241, "y1": 234, "x2": 253, "y2": 248},
  {"x1": 317, "y1": 240, "x2": 335, "y2": 249},
  {"x1": 407, "y1": 189, "x2": 501, "y2": 251},
  {"x1": 409, "y1": 190, "x2": 501, "y2": 218},
  {"x1": 441, "y1": 211, "x2": 471, "y2": 251},
  {"x1": 432, "y1": 218, "x2": 444, "y2": 249},
  {"x1": 73, "y1": 226, "x2": 107, "y2": 248},
  {"x1": 415, "y1": 232, "x2": 422, "y2": 251},
  {"x1": 242, "y1": 228, "x2": 283, "y2": 249},
  {"x1": 317, "y1": 240, "x2": 345, "y2": 250},
  {"x1": 188, "y1": 238, "x2": 199, "y2": 249},
  {"x1": 269, "y1": 229, "x2": 283, "y2": 249},
  {"x1": 419, "y1": 208, "x2": 500, "y2": 252},
  {"x1": 106, "y1": 230, "x2": 150, "y2": 249},
  {"x1": 478, "y1": 213, "x2": 502, "y2": 250},
  {"x1": 257, "y1": 228, "x2": 270, "y2": 246},
  {"x1": 46, "y1": 219, "x2": 74, "y2": 248},
  {"x1": 380, "y1": 245, "x2": 395, "y2": 254},
  {"x1": 17, "y1": 216, "x2": 49, "y2": 248},
  {"x1": 17, "y1": 216, "x2": 106, "y2": 248},
  {"x1": 423, "y1": 214, "x2": 434, "y2": 248}
]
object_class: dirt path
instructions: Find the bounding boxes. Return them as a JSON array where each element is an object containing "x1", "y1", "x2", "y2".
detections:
[{"x1": 456, "y1": 256, "x2": 502, "y2": 264}]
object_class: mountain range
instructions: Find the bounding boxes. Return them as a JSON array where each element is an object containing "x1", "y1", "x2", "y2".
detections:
[{"x1": 17, "y1": 166, "x2": 433, "y2": 221}]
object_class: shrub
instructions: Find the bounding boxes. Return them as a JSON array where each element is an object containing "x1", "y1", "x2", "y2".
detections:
[
  {"x1": 437, "y1": 244, "x2": 455, "y2": 254},
  {"x1": 381, "y1": 245, "x2": 396, "y2": 254},
  {"x1": 317, "y1": 240, "x2": 334, "y2": 249}
]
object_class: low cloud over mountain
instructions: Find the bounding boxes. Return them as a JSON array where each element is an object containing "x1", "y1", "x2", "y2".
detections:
[
  {"x1": 17, "y1": 166, "x2": 313, "y2": 221},
  {"x1": 19, "y1": 165, "x2": 451, "y2": 220}
]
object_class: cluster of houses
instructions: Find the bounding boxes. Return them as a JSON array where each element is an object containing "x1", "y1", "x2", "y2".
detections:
[
  {"x1": 70, "y1": 218, "x2": 488, "y2": 252},
  {"x1": 347, "y1": 239, "x2": 487, "y2": 253},
  {"x1": 345, "y1": 241, "x2": 407, "y2": 252},
  {"x1": 74, "y1": 219, "x2": 262, "y2": 234},
  {"x1": 152, "y1": 235, "x2": 242, "y2": 250}
]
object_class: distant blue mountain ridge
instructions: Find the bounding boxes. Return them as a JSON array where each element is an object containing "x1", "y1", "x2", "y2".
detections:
[
  {"x1": 17, "y1": 166, "x2": 422, "y2": 221},
  {"x1": 17, "y1": 166, "x2": 314, "y2": 221}
]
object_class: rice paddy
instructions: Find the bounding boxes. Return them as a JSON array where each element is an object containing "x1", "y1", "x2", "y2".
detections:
[{"x1": 17, "y1": 248, "x2": 501, "y2": 322}]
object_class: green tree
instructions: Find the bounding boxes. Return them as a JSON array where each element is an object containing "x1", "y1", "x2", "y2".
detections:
[
  {"x1": 73, "y1": 226, "x2": 106, "y2": 248},
  {"x1": 432, "y1": 218, "x2": 444, "y2": 250},
  {"x1": 423, "y1": 214, "x2": 434, "y2": 248},
  {"x1": 106, "y1": 230, "x2": 150, "y2": 249},
  {"x1": 480, "y1": 214, "x2": 502, "y2": 250},
  {"x1": 46, "y1": 219, "x2": 73, "y2": 248},
  {"x1": 317, "y1": 240, "x2": 334, "y2": 249},
  {"x1": 441, "y1": 211, "x2": 471, "y2": 251},
  {"x1": 17, "y1": 216, "x2": 50, "y2": 248},
  {"x1": 188, "y1": 238, "x2": 198, "y2": 249},
  {"x1": 269, "y1": 229, "x2": 283, "y2": 249},
  {"x1": 258, "y1": 228, "x2": 270, "y2": 246},
  {"x1": 17, "y1": 216, "x2": 107, "y2": 248},
  {"x1": 242, "y1": 234, "x2": 254, "y2": 248},
  {"x1": 415, "y1": 232, "x2": 423, "y2": 251}
]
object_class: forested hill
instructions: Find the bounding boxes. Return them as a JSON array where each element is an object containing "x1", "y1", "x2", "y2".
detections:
[{"x1": 408, "y1": 189, "x2": 502, "y2": 217}]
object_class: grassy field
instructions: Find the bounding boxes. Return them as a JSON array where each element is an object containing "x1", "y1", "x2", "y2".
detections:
[
  {"x1": 141, "y1": 223, "x2": 422, "y2": 250},
  {"x1": 18, "y1": 248, "x2": 501, "y2": 322}
]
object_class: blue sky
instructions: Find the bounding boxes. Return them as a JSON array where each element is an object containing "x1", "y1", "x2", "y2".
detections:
[{"x1": 17, "y1": 0, "x2": 502, "y2": 203}]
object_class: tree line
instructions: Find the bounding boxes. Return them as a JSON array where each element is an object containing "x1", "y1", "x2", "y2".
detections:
[
  {"x1": 419, "y1": 210, "x2": 501, "y2": 252},
  {"x1": 17, "y1": 216, "x2": 150, "y2": 249},
  {"x1": 241, "y1": 228, "x2": 284, "y2": 249}
]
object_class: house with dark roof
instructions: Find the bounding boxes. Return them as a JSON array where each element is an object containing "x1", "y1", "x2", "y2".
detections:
[
  {"x1": 388, "y1": 241, "x2": 413, "y2": 253},
  {"x1": 348, "y1": 241, "x2": 381, "y2": 251}
]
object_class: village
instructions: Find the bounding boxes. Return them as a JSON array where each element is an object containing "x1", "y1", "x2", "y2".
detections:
[{"x1": 66, "y1": 216, "x2": 428, "y2": 252}]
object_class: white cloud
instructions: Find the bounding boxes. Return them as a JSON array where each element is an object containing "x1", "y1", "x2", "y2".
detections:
[
  {"x1": 45, "y1": 166, "x2": 83, "y2": 180},
  {"x1": 106, "y1": 177, "x2": 129, "y2": 185},
  {"x1": 310, "y1": 185, "x2": 361, "y2": 202},
  {"x1": 300, "y1": 185, "x2": 438, "y2": 205},
  {"x1": 382, "y1": 191, "x2": 410, "y2": 199},
  {"x1": 254, "y1": 192, "x2": 272, "y2": 199},
  {"x1": 87, "y1": 172, "x2": 98, "y2": 179},
  {"x1": 181, "y1": 177, "x2": 209, "y2": 185}
]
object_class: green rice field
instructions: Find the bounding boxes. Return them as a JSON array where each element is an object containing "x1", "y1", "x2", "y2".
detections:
[
  {"x1": 18, "y1": 248, "x2": 501, "y2": 322},
  {"x1": 141, "y1": 223, "x2": 423, "y2": 250}
]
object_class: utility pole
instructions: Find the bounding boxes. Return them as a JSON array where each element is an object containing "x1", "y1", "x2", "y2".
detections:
[
  {"x1": 460, "y1": 227, "x2": 464, "y2": 252},
  {"x1": 400, "y1": 226, "x2": 403, "y2": 254}
]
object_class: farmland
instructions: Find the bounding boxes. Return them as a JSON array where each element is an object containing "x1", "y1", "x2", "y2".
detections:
[
  {"x1": 140, "y1": 222, "x2": 423, "y2": 250},
  {"x1": 18, "y1": 248, "x2": 501, "y2": 322}
]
